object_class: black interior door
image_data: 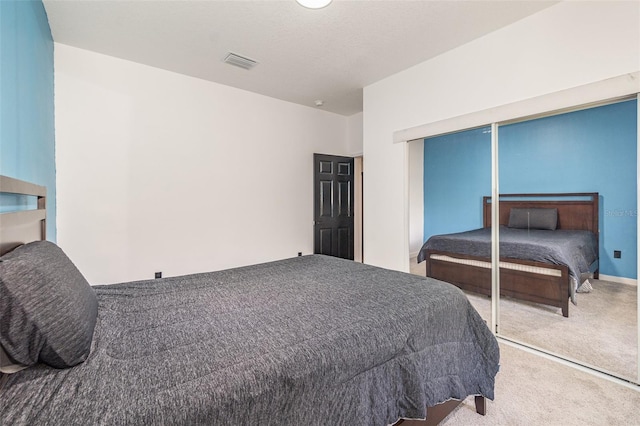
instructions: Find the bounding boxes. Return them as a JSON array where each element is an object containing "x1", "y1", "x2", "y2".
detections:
[{"x1": 313, "y1": 153, "x2": 354, "y2": 260}]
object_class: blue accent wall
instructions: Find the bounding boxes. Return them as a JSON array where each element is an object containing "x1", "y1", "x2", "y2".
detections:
[
  {"x1": 0, "y1": 0, "x2": 56, "y2": 240},
  {"x1": 424, "y1": 100, "x2": 637, "y2": 279},
  {"x1": 423, "y1": 127, "x2": 492, "y2": 237}
]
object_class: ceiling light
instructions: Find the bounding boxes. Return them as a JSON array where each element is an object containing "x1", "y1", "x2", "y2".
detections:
[
  {"x1": 314, "y1": 100, "x2": 324, "y2": 107},
  {"x1": 296, "y1": 0, "x2": 332, "y2": 10}
]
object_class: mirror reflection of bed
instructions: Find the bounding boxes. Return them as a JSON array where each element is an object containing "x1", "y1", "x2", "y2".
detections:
[
  {"x1": 416, "y1": 193, "x2": 636, "y2": 379},
  {"x1": 408, "y1": 98, "x2": 638, "y2": 383},
  {"x1": 422, "y1": 194, "x2": 600, "y2": 319}
]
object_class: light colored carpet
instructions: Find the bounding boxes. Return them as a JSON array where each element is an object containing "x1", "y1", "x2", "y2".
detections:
[
  {"x1": 484, "y1": 280, "x2": 636, "y2": 380},
  {"x1": 442, "y1": 342, "x2": 640, "y2": 425}
]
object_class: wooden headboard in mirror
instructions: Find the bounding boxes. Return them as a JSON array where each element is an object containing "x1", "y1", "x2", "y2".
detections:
[
  {"x1": 0, "y1": 175, "x2": 46, "y2": 256},
  {"x1": 482, "y1": 193, "x2": 599, "y2": 235}
]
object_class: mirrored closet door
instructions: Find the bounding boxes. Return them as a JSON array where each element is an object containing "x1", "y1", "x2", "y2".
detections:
[
  {"x1": 411, "y1": 95, "x2": 639, "y2": 384},
  {"x1": 496, "y1": 98, "x2": 638, "y2": 382}
]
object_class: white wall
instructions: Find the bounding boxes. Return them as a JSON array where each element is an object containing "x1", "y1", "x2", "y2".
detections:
[
  {"x1": 408, "y1": 140, "x2": 424, "y2": 257},
  {"x1": 363, "y1": 1, "x2": 640, "y2": 272},
  {"x1": 55, "y1": 44, "x2": 350, "y2": 285},
  {"x1": 346, "y1": 111, "x2": 363, "y2": 156}
]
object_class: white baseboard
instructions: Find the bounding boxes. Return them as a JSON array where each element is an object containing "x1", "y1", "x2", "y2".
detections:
[
  {"x1": 598, "y1": 274, "x2": 637, "y2": 287},
  {"x1": 410, "y1": 251, "x2": 420, "y2": 259}
]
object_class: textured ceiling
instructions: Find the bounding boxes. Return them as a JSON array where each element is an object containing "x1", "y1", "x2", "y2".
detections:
[{"x1": 43, "y1": 0, "x2": 558, "y2": 116}]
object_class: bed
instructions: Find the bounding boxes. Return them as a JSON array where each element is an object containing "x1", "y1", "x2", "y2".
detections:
[
  {"x1": 0, "y1": 175, "x2": 499, "y2": 425},
  {"x1": 418, "y1": 193, "x2": 600, "y2": 318}
]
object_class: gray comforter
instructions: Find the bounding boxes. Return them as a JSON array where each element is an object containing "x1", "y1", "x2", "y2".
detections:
[
  {"x1": 418, "y1": 226, "x2": 598, "y2": 301},
  {"x1": 0, "y1": 255, "x2": 499, "y2": 426}
]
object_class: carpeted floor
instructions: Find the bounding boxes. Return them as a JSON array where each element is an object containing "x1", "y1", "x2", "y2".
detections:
[
  {"x1": 485, "y1": 279, "x2": 636, "y2": 380},
  {"x1": 441, "y1": 342, "x2": 640, "y2": 425}
]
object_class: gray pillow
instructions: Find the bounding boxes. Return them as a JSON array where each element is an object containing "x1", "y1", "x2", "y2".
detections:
[
  {"x1": 508, "y1": 207, "x2": 558, "y2": 230},
  {"x1": 0, "y1": 241, "x2": 98, "y2": 369}
]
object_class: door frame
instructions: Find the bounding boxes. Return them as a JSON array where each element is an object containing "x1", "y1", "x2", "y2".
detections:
[{"x1": 354, "y1": 156, "x2": 363, "y2": 262}]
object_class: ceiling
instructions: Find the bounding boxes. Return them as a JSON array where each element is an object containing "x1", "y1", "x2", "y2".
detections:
[{"x1": 43, "y1": 0, "x2": 558, "y2": 116}]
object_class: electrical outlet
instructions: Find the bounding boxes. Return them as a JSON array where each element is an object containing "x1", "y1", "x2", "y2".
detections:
[
  {"x1": 298, "y1": 252, "x2": 302, "y2": 257},
  {"x1": 614, "y1": 250, "x2": 621, "y2": 259},
  {"x1": 155, "y1": 272, "x2": 162, "y2": 279}
]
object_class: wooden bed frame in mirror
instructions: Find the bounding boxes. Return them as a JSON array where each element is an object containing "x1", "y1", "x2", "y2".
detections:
[
  {"x1": 0, "y1": 174, "x2": 486, "y2": 425},
  {"x1": 0, "y1": 175, "x2": 46, "y2": 256},
  {"x1": 426, "y1": 193, "x2": 599, "y2": 318}
]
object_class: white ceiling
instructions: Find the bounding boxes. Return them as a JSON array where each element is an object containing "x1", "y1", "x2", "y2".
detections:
[{"x1": 43, "y1": 0, "x2": 558, "y2": 116}]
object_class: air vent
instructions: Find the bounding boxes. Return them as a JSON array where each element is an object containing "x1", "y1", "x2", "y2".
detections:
[{"x1": 223, "y1": 52, "x2": 258, "y2": 70}]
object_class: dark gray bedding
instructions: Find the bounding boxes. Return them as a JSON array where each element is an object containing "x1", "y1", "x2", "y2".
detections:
[
  {"x1": 0, "y1": 255, "x2": 499, "y2": 426},
  {"x1": 417, "y1": 226, "x2": 598, "y2": 301}
]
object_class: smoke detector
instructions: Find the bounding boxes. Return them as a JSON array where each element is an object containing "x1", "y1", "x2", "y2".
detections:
[{"x1": 223, "y1": 52, "x2": 258, "y2": 70}]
